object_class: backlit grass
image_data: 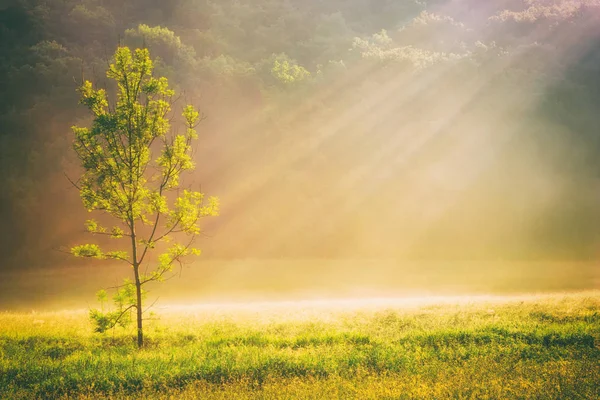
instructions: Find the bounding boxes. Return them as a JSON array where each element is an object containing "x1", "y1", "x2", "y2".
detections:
[{"x1": 1, "y1": 292, "x2": 599, "y2": 399}]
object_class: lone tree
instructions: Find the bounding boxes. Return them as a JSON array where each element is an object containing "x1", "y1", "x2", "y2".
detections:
[{"x1": 70, "y1": 46, "x2": 218, "y2": 348}]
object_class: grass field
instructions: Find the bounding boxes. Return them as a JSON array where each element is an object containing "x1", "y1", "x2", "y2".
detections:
[{"x1": 1, "y1": 292, "x2": 599, "y2": 399}]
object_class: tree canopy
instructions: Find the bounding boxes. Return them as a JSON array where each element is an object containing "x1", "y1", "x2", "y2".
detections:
[{"x1": 70, "y1": 46, "x2": 218, "y2": 347}]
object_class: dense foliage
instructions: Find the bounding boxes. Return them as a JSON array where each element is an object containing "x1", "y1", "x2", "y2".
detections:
[{"x1": 1, "y1": 0, "x2": 600, "y2": 268}]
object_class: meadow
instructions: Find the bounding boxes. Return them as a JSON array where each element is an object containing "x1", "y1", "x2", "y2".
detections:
[{"x1": 1, "y1": 292, "x2": 599, "y2": 399}]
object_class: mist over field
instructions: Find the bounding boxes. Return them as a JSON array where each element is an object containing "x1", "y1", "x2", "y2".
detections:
[{"x1": 0, "y1": 260, "x2": 597, "y2": 311}]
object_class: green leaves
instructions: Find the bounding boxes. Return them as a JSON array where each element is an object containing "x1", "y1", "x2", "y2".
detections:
[
  {"x1": 169, "y1": 190, "x2": 220, "y2": 235},
  {"x1": 72, "y1": 46, "x2": 180, "y2": 222},
  {"x1": 105, "y1": 251, "x2": 129, "y2": 261},
  {"x1": 71, "y1": 244, "x2": 104, "y2": 259},
  {"x1": 110, "y1": 226, "x2": 124, "y2": 239},
  {"x1": 85, "y1": 219, "x2": 104, "y2": 234},
  {"x1": 72, "y1": 46, "x2": 218, "y2": 341},
  {"x1": 89, "y1": 279, "x2": 139, "y2": 333},
  {"x1": 144, "y1": 243, "x2": 201, "y2": 283},
  {"x1": 271, "y1": 59, "x2": 311, "y2": 85},
  {"x1": 77, "y1": 81, "x2": 108, "y2": 116},
  {"x1": 96, "y1": 289, "x2": 108, "y2": 303},
  {"x1": 156, "y1": 132, "x2": 196, "y2": 189},
  {"x1": 183, "y1": 105, "x2": 200, "y2": 139},
  {"x1": 70, "y1": 244, "x2": 129, "y2": 263}
]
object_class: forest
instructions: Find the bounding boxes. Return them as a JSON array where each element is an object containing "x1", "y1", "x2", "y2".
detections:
[{"x1": 1, "y1": 0, "x2": 600, "y2": 272}]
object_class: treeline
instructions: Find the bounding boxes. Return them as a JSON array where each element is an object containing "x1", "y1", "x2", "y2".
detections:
[{"x1": 1, "y1": 0, "x2": 600, "y2": 268}]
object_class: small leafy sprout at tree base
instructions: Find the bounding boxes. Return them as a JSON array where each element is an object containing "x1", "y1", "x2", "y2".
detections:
[{"x1": 70, "y1": 46, "x2": 219, "y2": 348}]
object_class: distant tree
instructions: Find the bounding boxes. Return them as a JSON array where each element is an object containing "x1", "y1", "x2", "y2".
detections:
[
  {"x1": 124, "y1": 24, "x2": 196, "y2": 67},
  {"x1": 261, "y1": 53, "x2": 311, "y2": 87},
  {"x1": 67, "y1": 4, "x2": 116, "y2": 45},
  {"x1": 70, "y1": 46, "x2": 218, "y2": 348},
  {"x1": 271, "y1": 58, "x2": 311, "y2": 86}
]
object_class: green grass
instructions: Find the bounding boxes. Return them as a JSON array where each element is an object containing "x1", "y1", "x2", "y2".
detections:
[{"x1": 1, "y1": 292, "x2": 599, "y2": 399}]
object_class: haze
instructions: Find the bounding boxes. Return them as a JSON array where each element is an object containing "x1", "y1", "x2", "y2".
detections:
[{"x1": 1, "y1": 0, "x2": 599, "y2": 311}]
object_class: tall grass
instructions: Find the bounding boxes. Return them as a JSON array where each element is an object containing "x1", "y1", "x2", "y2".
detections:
[{"x1": 1, "y1": 292, "x2": 599, "y2": 399}]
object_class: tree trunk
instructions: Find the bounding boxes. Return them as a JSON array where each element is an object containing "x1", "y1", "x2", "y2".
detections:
[
  {"x1": 134, "y1": 265, "x2": 143, "y2": 348},
  {"x1": 131, "y1": 219, "x2": 143, "y2": 348}
]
